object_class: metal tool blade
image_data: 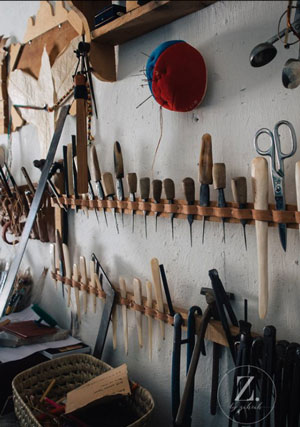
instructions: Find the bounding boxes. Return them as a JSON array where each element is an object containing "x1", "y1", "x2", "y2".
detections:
[
  {"x1": 91, "y1": 254, "x2": 116, "y2": 359},
  {"x1": 96, "y1": 181, "x2": 108, "y2": 226},
  {"x1": 275, "y1": 196, "x2": 287, "y2": 251},
  {"x1": 0, "y1": 106, "x2": 69, "y2": 316},
  {"x1": 200, "y1": 184, "x2": 209, "y2": 244}
]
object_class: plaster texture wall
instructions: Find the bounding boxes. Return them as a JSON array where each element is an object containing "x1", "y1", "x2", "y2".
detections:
[{"x1": 0, "y1": 1, "x2": 299, "y2": 425}]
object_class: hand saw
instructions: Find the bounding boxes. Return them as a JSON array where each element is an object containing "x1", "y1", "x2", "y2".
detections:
[{"x1": 0, "y1": 106, "x2": 70, "y2": 316}]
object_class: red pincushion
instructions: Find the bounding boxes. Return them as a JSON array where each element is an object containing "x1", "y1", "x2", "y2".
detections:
[{"x1": 151, "y1": 42, "x2": 207, "y2": 112}]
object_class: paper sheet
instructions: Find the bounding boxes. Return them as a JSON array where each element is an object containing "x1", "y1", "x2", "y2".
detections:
[
  {"x1": 66, "y1": 364, "x2": 131, "y2": 414},
  {"x1": 0, "y1": 306, "x2": 79, "y2": 363}
]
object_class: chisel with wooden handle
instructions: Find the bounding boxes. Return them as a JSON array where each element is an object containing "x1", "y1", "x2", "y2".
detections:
[
  {"x1": 127, "y1": 173, "x2": 137, "y2": 233},
  {"x1": 72, "y1": 263, "x2": 81, "y2": 322},
  {"x1": 62, "y1": 243, "x2": 72, "y2": 307},
  {"x1": 251, "y1": 157, "x2": 269, "y2": 319},
  {"x1": 152, "y1": 179, "x2": 162, "y2": 232},
  {"x1": 89, "y1": 144, "x2": 108, "y2": 226},
  {"x1": 182, "y1": 178, "x2": 195, "y2": 247},
  {"x1": 199, "y1": 133, "x2": 213, "y2": 243},
  {"x1": 49, "y1": 243, "x2": 57, "y2": 290},
  {"x1": 146, "y1": 280, "x2": 153, "y2": 361},
  {"x1": 80, "y1": 256, "x2": 88, "y2": 314},
  {"x1": 151, "y1": 258, "x2": 165, "y2": 340},
  {"x1": 74, "y1": 74, "x2": 88, "y2": 194},
  {"x1": 119, "y1": 276, "x2": 128, "y2": 355},
  {"x1": 163, "y1": 178, "x2": 175, "y2": 239},
  {"x1": 90, "y1": 260, "x2": 96, "y2": 313},
  {"x1": 213, "y1": 163, "x2": 227, "y2": 243},
  {"x1": 114, "y1": 141, "x2": 125, "y2": 226},
  {"x1": 231, "y1": 177, "x2": 248, "y2": 250},
  {"x1": 67, "y1": 144, "x2": 74, "y2": 197},
  {"x1": 133, "y1": 277, "x2": 143, "y2": 348},
  {"x1": 296, "y1": 162, "x2": 300, "y2": 236},
  {"x1": 102, "y1": 172, "x2": 119, "y2": 233}
]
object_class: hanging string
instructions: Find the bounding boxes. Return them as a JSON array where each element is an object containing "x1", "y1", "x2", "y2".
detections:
[{"x1": 151, "y1": 106, "x2": 163, "y2": 176}]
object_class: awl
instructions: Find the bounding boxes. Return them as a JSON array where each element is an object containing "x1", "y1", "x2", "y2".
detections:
[
  {"x1": 213, "y1": 163, "x2": 227, "y2": 243},
  {"x1": 182, "y1": 177, "x2": 195, "y2": 247},
  {"x1": 163, "y1": 178, "x2": 175, "y2": 239},
  {"x1": 140, "y1": 177, "x2": 150, "y2": 238},
  {"x1": 102, "y1": 172, "x2": 119, "y2": 234},
  {"x1": 152, "y1": 179, "x2": 162, "y2": 232},
  {"x1": 231, "y1": 177, "x2": 248, "y2": 250},
  {"x1": 199, "y1": 134, "x2": 213, "y2": 243},
  {"x1": 89, "y1": 144, "x2": 108, "y2": 226},
  {"x1": 114, "y1": 141, "x2": 125, "y2": 226},
  {"x1": 127, "y1": 172, "x2": 137, "y2": 233}
]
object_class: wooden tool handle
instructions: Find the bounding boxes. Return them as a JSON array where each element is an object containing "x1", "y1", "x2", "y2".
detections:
[
  {"x1": 150, "y1": 258, "x2": 165, "y2": 339},
  {"x1": 296, "y1": 162, "x2": 300, "y2": 214},
  {"x1": 119, "y1": 276, "x2": 128, "y2": 355},
  {"x1": 251, "y1": 157, "x2": 268, "y2": 319},
  {"x1": 146, "y1": 280, "x2": 153, "y2": 361},
  {"x1": 127, "y1": 173, "x2": 137, "y2": 193},
  {"x1": 95, "y1": 273, "x2": 103, "y2": 293},
  {"x1": 89, "y1": 144, "x2": 101, "y2": 182},
  {"x1": 76, "y1": 97, "x2": 88, "y2": 194},
  {"x1": 213, "y1": 163, "x2": 226, "y2": 190},
  {"x1": 90, "y1": 260, "x2": 96, "y2": 313},
  {"x1": 73, "y1": 263, "x2": 81, "y2": 323},
  {"x1": 163, "y1": 178, "x2": 175, "y2": 200},
  {"x1": 114, "y1": 141, "x2": 124, "y2": 179},
  {"x1": 80, "y1": 256, "x2": 88, "y2": 314},
  {"x1": 133, "y1": 277, "x2": 143, "y2": 348},
  {"x1": 62, "y1": 243, "x2": 71, "y2": 307},
  {"x1": 231, "y1": 177, "x2": 247, "y2": 204},
  {"x1": 140, "y1": 177, "x2": 150, "y2": 199},
  {"x1": 199, "y1": 133, "x2": 213, "y2": 185},
  {"x1": 152, "y1": 179, "x2": 162, "y2": 202},
  {"x1": 102, "y1": 172, "x2": 115, "y2": 197},
  {"x1": 67, "y1": 144, "x2": 74, "y2": 196},
  {"x1": 55, "y1": 230, "x2": 64, "y2": 266},
  {"x1": 182, "y1": 177, "x2": 195, "y2": 203}
]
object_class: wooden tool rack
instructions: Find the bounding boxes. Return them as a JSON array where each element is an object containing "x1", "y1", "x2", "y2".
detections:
[{"x1": 52, "y1": 196, "x2": 300, "y2": 229}]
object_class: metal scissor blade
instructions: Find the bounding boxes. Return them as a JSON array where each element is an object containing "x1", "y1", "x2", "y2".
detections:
[{"x1": 275, "y1": 196, "x2": 287, "y2": 251}]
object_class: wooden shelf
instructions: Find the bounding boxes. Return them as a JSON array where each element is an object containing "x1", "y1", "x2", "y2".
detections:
[{"x1": 91, "y1": 0, "x2": 216, "y2": 46}]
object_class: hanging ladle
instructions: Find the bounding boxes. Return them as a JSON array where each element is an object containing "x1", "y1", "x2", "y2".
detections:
[{"x1": 282, "y1": 40, "x2": 300, "y2": 88}]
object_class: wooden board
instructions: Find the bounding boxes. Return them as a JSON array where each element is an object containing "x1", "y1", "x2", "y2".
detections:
[{"x1": 91, "y1": 0, "x2": 216, "y2": 45}]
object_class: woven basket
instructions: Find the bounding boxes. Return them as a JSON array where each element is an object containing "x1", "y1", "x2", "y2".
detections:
[{"x1": 12, "y1": 354, "x2": 154, "y2": 427}]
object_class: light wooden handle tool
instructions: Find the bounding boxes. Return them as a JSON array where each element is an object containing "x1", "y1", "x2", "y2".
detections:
[
  {"x1": 252, "y1": 157, "x2": 269, "y2": 319},
  {"x1": 151, "y1": 258, "x2": 165, "y2": 339},
  {"x1": 49, "y1": 244, "x2": 57, "y2": 290},
  {"x1": 199, "y1": 133, "x2": 213, "y2": 184},
  {"x1": 95, "y1": 273, "x2": 103, "y2": 298},
  {"x1": 213, "y1": 163, "x2": 226, "y2": 190},
  {"x1": 80, "y1": 256, "x2": 88, "y2": 314},
  {"x1": 72, "y1": 263, "x2": 81, "y2": 322},
  {"x1": 62, "y1": 244, "x2": 71, "y2": 307},
  {"x1": 133, "y1": 277, "x2": 143, "y2": 348},
  {"x1": 296, "y1": 162, "x2": 300, "y2": 235},
  {"x1": 112, "y1": 304, "x2": 118, "y2": 350},
  {"x1": 90, "y1": 260, "x2": 96, "y2": 313},
  {"x1": 102, "y1": 172, "x2": 115, "y2": 197},
  {"x1": 89, "y1": 144, "x2": 101, "y2": 182},
  {"x1": 146, "y1": 280, "x2": 153, "y2": 361},
  {"x1": 231, "y1": 177, "x2": 247, "y2": 204},
  {"x1": 120, "y1": 277, "x2": 128, "y2": 355},
  {"x1": 67, "y1": 144, "x2": 74, "y2": 196}
]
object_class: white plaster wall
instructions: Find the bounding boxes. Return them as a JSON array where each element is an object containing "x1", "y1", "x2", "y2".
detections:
[{"x1": 1, "y1": 1, "x2": 300, "y2": 425}]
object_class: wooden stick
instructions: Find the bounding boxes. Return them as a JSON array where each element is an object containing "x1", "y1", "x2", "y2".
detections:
[
  {"x1": 119, "y1": 276, "x2": 128, "y2": 355},
  {"x1": 146, "y1": 280, "x2": 153, "y2": 361},
  {"x1": 252, "y1": 157, "x2": 269, "y2": 319},
  {"x1": 74, "y1": 74, "x2": 88, "y2": 194},
  {"x1": 62, "y1": 244, "x2": 71, "y2": 307},
  {"x1": 133, "y1": 278, "x2": 143, "y2": 348},
  {"x1": 151, "y1": 258, "x2": 165, "y2": 339},
  {"x1": 40, "y1": 379, "x2": 56, "y2": 403},
  {"x1": 90, "y1": 260, "x2": 96, "y2": 313},
  {"x1": 49, "y1": 243, "x2": 57, "y2": 290},
  {"x1": 72, "y1": 263, "x2": 81, "y2": 323},
  {"x1": 112, "y1": 305, "x2": 117, "y2": 350}
]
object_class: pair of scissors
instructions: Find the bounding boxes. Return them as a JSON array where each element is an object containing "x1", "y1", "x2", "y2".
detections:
[{"x1": 254, "y1": 120, "x2": 297, "y2": 251}]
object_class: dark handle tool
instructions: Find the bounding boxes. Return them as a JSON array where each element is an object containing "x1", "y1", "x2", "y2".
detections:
[
  {"x1": 127, "y1": 173, "x2": 137, "y2": 233},
  {"x1": 140, "y1": 177, "x2": 150, "y2": 238},
  {"x1": 199, "y1": 133, "x2": 213, "y2": 243},
  {"x1": 182, "y1": 177, "x2": 195, "y2": 247},
  {"x1": 231, "y1": 177, "x2": 248, "y2": 250},
  {"x1": 213, "y1": 163, "x2": 226, "y2": 243},
  {"x1": 163, "y1": 178, "x2": 175, "y2": 239},
  {"x1": 114, "y1": 141, "x2": 124, "y2": 226},
  {"x1": 152, "y1": 179, "x2": 162, "y2": 232}
]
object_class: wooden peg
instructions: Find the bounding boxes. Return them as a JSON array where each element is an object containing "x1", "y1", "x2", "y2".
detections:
[
  {"x1": 146, "y1": 280, "x2": 153, "y2": 361},
  {"x1": 79, "y1": 256, "x2": 88, "y2": 314},
  {"x1": 133, "y1": 278, "x2": 143, "y2": 348},
  {"x1": 119, "y1": 276, "x2": 128, "y2": 355},
  {"x1": 62, "y1": 243, "x2": 71, "y2": 307},
  {"x1": 150, "y1": 258, "x2": 165, "y2": 340},
  {"x1": 90, "y1": 260, "x2": 96, "y2": 313},
  {"x1": 72, "y1": 263, "x2": 81, "y2": 323}
]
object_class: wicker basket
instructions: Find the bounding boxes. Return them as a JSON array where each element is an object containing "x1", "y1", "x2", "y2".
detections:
[{"x1": 12, "y1": 354, "x2": 154, "y2": 427}]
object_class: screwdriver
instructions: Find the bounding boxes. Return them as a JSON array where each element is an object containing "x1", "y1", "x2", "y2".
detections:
[
  {"x1": 127, "y1": 172, "x2": 137, "y2": 233},
  {"x1": 140, "y1": 177, "x2": 150, "y2": 238},
  {"x1": 152, "y1": 179, "x2": 162, "y2": 232},
  {"x1": 163, "y1": 178, "x2": 175, "y2": 239},
  {"x1": 102, "y1": 172, "x2": 119, "y2": 234},
  {"x1": 114, "y1": 141, "x2": 125, "y2": 226},
  {"x1": 182, "y1": 177, "x2": 195, "y2": 247},
  {"x1": 89, "y1": 144, "x2": 108, "y2": 227},
  {"x1": 199, "y1": 134, "x2": 213, "y2": 243},
  {"x1": 231, "y1": 177, "x2": 248, "y2": 250},
  {"x1": 213, "y1": 163, "x2": 227, "y2": 243}
]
